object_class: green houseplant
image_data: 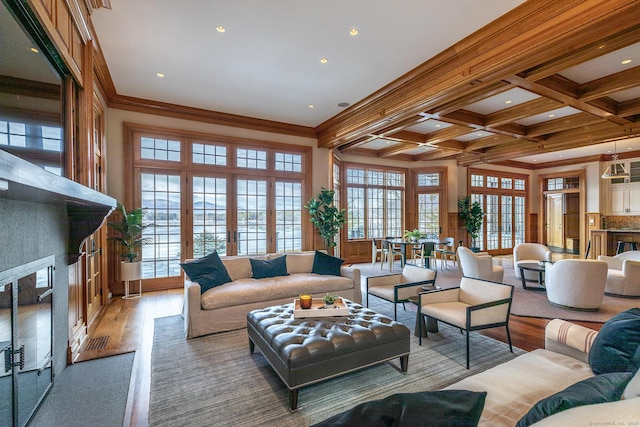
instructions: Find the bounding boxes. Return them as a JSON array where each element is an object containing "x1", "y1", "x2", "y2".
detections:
[
  {"x1": 107, "y1": 202, "x2": 151, "y2": 262},
  {"x1": 322, "y1": 292, "x2": 339, "y2": 307},
  {"x1": 403, "y1": 228, "x2": 424, "y2": 242},
  {"x1": 458, "y1": 196, "x2": 484, "y2": 250},
  {"x1": 304, "y1": 188, "x2": 346, "y2": 251}
]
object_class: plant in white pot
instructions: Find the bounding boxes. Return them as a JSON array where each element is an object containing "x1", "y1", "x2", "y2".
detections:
[{"x1": 108, "y1": 203, "x2": 151, "y2": 299}]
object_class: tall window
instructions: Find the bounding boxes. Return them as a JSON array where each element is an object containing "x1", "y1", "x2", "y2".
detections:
[
  {"x1": 415, "y1": 169, "x2": 447, "y2": 238},
  {"x1": 469, "y1": 169, "x2": 528, "y2": 254},
  {"x1": 345, "y1": 165, "x2": 405, "y2": 239},
  {"x1": 128, "y1": 125, "x2": 309, "y2": 287}
]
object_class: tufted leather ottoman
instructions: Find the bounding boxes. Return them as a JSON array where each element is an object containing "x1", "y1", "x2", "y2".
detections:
[{"x1": 247, "y1": 300, "x2": 410, "y2": 410}]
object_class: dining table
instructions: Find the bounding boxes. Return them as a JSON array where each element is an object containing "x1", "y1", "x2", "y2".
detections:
[{"x1": 383, "y1": 238, "x2": 446, "y2": 270}]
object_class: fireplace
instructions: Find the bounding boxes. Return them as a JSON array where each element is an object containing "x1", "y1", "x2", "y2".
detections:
[{"x1": 0, "y1": 150, "x2": 115, "y2": 425}]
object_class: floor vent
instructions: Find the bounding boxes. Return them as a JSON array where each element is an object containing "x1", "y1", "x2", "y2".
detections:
[{"x1": 85, "y1": 336, "x2": 109, "y2": 351}]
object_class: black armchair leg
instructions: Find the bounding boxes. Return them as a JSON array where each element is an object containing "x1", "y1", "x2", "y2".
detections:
[
  {"x1": 466, "y1": 331, "x2": 470, "y2": 369},
  {"x1": 505, "y1": 324, "x2": 513, "y2": 353}
]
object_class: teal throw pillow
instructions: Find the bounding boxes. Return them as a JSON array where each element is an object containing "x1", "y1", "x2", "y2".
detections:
[
  {"x1": 180, "y1": 251, "x2": 232, "y2": 294},
  {"x1": 588, "y1": 308, "x2": 640, "y2": 374},
  {"x1": 516, "y1": 372, "x2": 633, "y2": 427},
  {"x1": 250, "y1": 255, "x2": 288, "y2": 279},
  {"x1": 311, "y1": 250, "x2": 344, "y2": 276}
]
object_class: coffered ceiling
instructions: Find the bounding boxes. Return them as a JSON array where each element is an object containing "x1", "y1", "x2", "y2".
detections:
[{"x1": 90, "y1": 0, "x2": 640, "y2": 166}]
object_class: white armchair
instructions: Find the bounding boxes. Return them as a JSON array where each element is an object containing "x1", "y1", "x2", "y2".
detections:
[
  {"x1": 545, "y1": 259, "x2": 608, "y2": 311},
  {"x1": 598, "y1": 251, "x2": 640, "y2": 297},
  {"x1": 513, "y1": 243, "x2": 552, "y2": 280},
  {"x1": 417, "y1": 276, "x2": 514, "y2": 368},
  {"x1": 366, "y1": 264, "x2": 437, "y2": 320},
  {"x1": 457, "y1": 246, "x2": 504, "y2": 282}
]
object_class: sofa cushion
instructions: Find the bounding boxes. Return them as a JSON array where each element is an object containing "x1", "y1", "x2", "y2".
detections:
[
  {"x1": 312, "y1": 390, "x2": 487, "y2": 427},
  {"x1": 201, "y1": 273, "x2": 355, "y2": 310},
  {"x1": 516, "y1": 371, "x2": 633, "y2": 427},
  {"x1": 222, "y1": 255, "x2": 267, "y2": 282},
  {"x1": 528, "y1": 397, "x2": 640, "y2": 427},
  {"x1": 250, "y1": 255, "x2": 288, "y2": 279},
  {"x1": 180, "y1": 251, "x2": 232, "y2": 293},
  {"x1": 589, "y1": 308, "x2": 640, "y2": 374},
  {"x1": 312, "y1": 250, "x2": 344, "y2": 276},
  {"x1": 623, "y1": 367, "x2": 640, "y2": 400},
  {"x1": 283, "y1": 252, "x2": 315, "y2": 274}
]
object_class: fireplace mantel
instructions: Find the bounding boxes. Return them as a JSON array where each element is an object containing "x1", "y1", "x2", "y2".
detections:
[{"x1": 0, "y1": 150, "x2": 116, "y2": 264}]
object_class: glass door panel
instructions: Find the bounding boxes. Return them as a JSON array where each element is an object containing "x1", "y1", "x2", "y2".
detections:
[
  {"x1": 501, "y1": 195, "x2": 513, "y2": 250},
  {"x1": 486, "y1": 195, "x2": 499, "y2": 250},
  {"x1": 141, "y1": 173, "x2": 182, "y2": 278},
  {"x1": 193, "y1": 176, "x2": 228, "y2": 256},
  {"x1": 237, "y1": 179, "x2": 268, "y2": 255},
  {"x1": 0, "y1": 282, "x2": 12, "y2": 426},
  {"x1": 275, "y1": 181, "x2": 302, "y2": 252},
  {"x1": 417, "y1": 193, "x2": 440, "y2": 237}
]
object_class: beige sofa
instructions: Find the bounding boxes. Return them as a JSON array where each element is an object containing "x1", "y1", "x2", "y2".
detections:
[
  {"x1": 444, "y1": 319, "x2": 640, "y2": 426},
  {"x1": 183, "y1": 251, "x2": 361, "y2": 338}
]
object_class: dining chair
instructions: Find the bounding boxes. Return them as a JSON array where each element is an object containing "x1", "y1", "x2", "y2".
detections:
[
  {"x1": 371, "y1": 238, "x2": 383, "y2": 266},
  {"x1": 434, "y1": 237, "x2": 456, "y2": 271},
  {"x1": 381, "y1": 239, "x2": 405, "y2": 271},
  {"x1": 412, "y1": 241, "x2": 435, "y2": 268}
]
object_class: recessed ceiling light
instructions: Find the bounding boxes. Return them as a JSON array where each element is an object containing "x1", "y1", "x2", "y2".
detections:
[
  {"x1": 308, "y1": 105, "x2": 314, "y2": 109},
  {"x1": 216, "y1": 26, "x2": 226, "y2": 33},
  {"x1": 337, "y1": 102, "x2": 349, "y2": 108},
  {"x1": 548, "y1": 114, "x2": 555, "y2": 118},
  {"x1": 156, "y1": 72, "x2": 165, "y2": 78},
  {"x1": 320, "y1": 58, "x2": 328, "y2": 64},
  {"x1": 349, "y1": 28, "x2": 359, "y2": 36},
  {"x1": 621, "y1": 59, "x2": 632, "y2": 64},
  {"x1": 435, "y1": 124, "x2": 441, "y2": 128},
  {"x1": 477, "y1": 133, "x2": 483, "y2": 136},
  {"x1": 30, "y1": 47, "x2": 39, "y2": 53},
  {"x1": 505, "y1": 100, "x2": 512, "y2": 104}
]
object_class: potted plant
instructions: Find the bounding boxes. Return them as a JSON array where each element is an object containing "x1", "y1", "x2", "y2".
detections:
[
  {"x1": 403, "y1": 228, "x2": 424, "y2": 242},
  {"x1": 304, "y1": 188, "x2": 346, "y2": 251},
  {"x1": 322, "y1": 292, "x2": 339, "y2": 308},
  {"x1": 458, "y1": 196, "x2": 484, "y2": 251},
  {"x1": 108, "y1": 203, "x2": 151, "y2": 298}
]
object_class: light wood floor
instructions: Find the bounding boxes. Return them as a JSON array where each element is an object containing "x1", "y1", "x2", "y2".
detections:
[{"x1": 76, "y1": 255, "x2": 603, "y2": 427}]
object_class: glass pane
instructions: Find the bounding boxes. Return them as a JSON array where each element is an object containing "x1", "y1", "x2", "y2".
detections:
[
  {"x1": 193, "y1": 176, "x2": 228, "y2": 257},
  {"x1": 367, "y1": 188, "x2": 384, "y2": 238},
  {"x1": 471, "y1": 174, "x2": 484, "y2": 187},
  {"x1": 486, "y1": 195, "x2": 499, "y2": 250},
  {"x1": 237, "y1": 148, "x2": 267, "y2": 169},
  {"x1": 237, "y1": 179, "x2": 268, "y2": 254},
  {"x1": 275, "y1": 181, "x2": 302, "y2": 251},
  {"x1": 347, "y1": 187, "x2": 365, "y2": 239},
  {"x1": 274, "y1": 152, "x2": 301, "y2": 172},
  {"x1": 141, "y1": 173, "x2": 182, "y2": 278},
  {"x1": 140, "y1": 137, "x2": 181, "y2": 162},
  {"x1": 514, "y1": 196, "x2": 526, "y2": 245},
  {"x1": 386, "y1": 189, "x2": 403, "y2": 238},
  {"x1": 417, "y1": 173, "x2": 439, "y2": 186},
  {"x1": 192, "y1": 143, "x2": 227, "y2": 166},
  {"x1": 346, "y1": 168, "x2": 365, "y2": 184},
  {"x1": 418, "y1": 193, "x2": 440, "y2": 237},
  {"x1": 501, "y1": 195, "x2": 513, "y2": 249}
]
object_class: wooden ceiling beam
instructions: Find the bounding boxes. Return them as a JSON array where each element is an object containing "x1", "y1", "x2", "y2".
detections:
[
  {"x1": 505, "y1": 74, "x2": 632, "y2": 125},
  {"x1": 525, "y1": 113, "x2": 604, "y2": 137},
  {"x1": 430, "y1": 82, "x2": 513, "y2": 117},
  {"x1": 465, "y1": 134, "x2": 516, "y2": 151},
  {"x1": 424, "y1": 125, "x2": 473, "y2": 144},
  {"x1": 521, "y1": 27, "x2": 640, "y2": 82},
  {"x1": 378, "y1": 142, "x2": 420, "y2": 157},
  {"x1": 579, "y1": 66, "x2": 640, "y2": 101},
  {"x1": 485, "y1": 97, "x2": 562, "y2": 127}
]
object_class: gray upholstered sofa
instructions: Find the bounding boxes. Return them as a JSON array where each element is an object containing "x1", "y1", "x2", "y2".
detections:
[{"x1": 183, "y1": 251, "x2": 361, "y2": 338}]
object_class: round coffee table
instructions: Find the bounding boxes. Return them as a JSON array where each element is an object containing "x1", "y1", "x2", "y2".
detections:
[{"x1": 518, "y1": 262, "x2": 547, "y2": 291}]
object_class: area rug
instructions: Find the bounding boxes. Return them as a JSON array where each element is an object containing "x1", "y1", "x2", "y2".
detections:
[
  {"x1": 30, "y1": 352, "x2": 135, "y2": 427},
  {"x1": 354, "y1": 262, "x2": 640, "y2": 323},
  {"x1": 149, "y1": 300, "x2": 524, "y2": 427}
]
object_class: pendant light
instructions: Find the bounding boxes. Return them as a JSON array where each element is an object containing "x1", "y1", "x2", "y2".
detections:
[{"x1": 601, "y1": 140, "x2": 629, "y2": 179}]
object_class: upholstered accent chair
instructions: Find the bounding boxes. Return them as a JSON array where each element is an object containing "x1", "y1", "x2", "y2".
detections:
[
  {"x1": 545, "y1": 259, "x2": 609, "y2": 311},
  {"x1": 417, "y1": 276, "x2": 513, "y2": 368},
  {"x1": 457, "y1": 246, "x2": 504, "y2": 282},
  {"x1": 513, "y1": 243, "x2": 552, "y2": 280},
  {"x1": 366, "y1": 264, "x2": 437, "y2": 320},
  {"x1": 598, "y1": 251, "x2": 640, "y2": 297}
]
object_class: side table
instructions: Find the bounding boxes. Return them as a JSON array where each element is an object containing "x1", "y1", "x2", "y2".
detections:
[{"x1": 408, "y1": 285, "x2": 440, "y2": 337}]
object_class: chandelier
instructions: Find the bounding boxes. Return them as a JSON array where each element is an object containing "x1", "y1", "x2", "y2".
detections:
[{"x1": 601, "y1": 141, "x2": 629, "y2": 179}]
